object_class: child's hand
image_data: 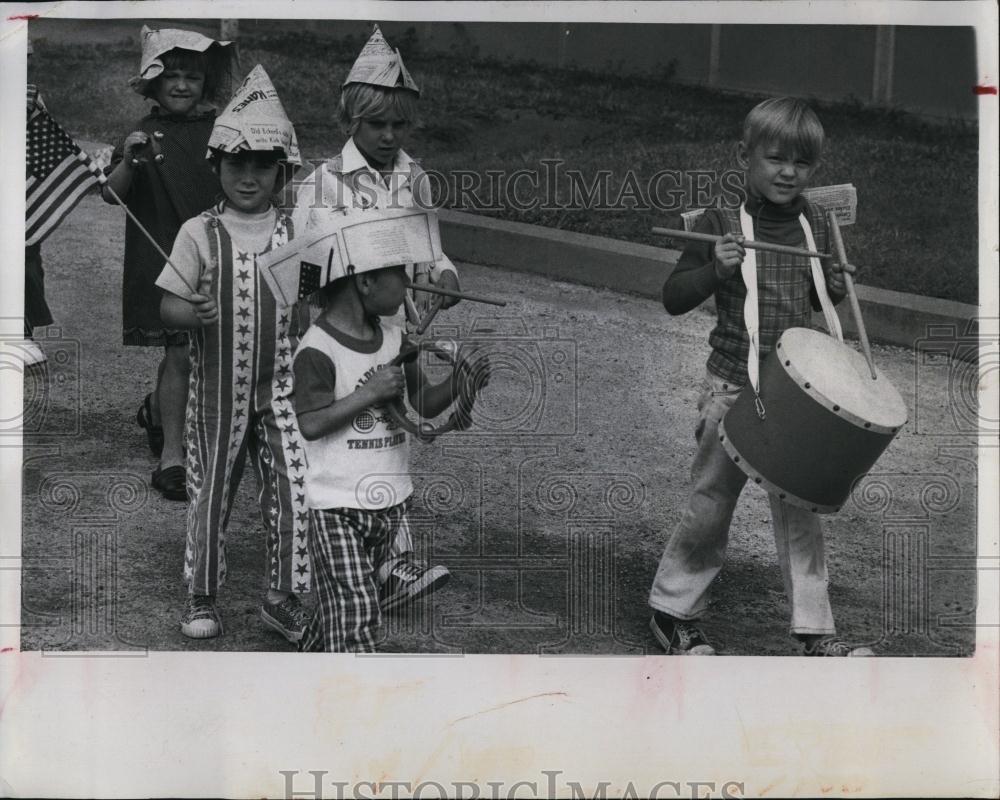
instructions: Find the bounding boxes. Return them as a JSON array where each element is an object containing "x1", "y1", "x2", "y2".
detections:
[
  {"x1": 434, "y1": 271, "x2": 461, "y2": 309},
  {"x1": 827, "y1": 260, "x2": 856, "y2": 296},
  {"x1": 713, "y1": 233, "x2": 745, "y2": 280},
  {"x1": 26, "y1": 85, "x2": 38, "y2": 113},
  {"x1": 123, "y1": 130, "x2": 164, "y2": 166},
  {"x1": 189, "y1": 293, "x2": 218, "y2": 326},
  {"x1": 366, "y1": 366, "x2": 406, "y2": 404}
]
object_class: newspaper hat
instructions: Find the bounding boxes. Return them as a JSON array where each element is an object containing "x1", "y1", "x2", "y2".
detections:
[
  {"x1": 129, "y1": 25, "x2": 232, "y2": 97},
  {"x1": 343, "y1": 24, "x2": 420, "y2": 94},
  {"x1": 206, "y1": 65, "x2": 301, "y2": 165}
]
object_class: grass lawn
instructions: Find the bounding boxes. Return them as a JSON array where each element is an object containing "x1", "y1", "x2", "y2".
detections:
[{"x1": 30, "y1": 24, "x2": 979, "y2": 304}]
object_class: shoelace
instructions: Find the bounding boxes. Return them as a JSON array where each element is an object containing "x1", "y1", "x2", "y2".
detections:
[
  {"x1": 189, "y1": 596, "x2": 216, "y2": 618},
  {"x1": 809, "y1": 638, "x2": 851, "y2": 656},
  {"x1": 279, "y1": 598, "x2": 309, "y2": 625},
  {"x1": 390, "y1": 560, "x2": 425, "y2": 582}
]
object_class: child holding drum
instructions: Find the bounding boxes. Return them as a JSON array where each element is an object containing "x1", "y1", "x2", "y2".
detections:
[{"x1": 648, "y1": 97, "x2": 871, "y2": 657}]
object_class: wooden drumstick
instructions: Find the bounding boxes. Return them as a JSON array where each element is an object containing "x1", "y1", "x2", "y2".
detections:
[
  {"x1": 827, "y1": 211, "x2": 877, "y2": 381},
  {"x1": 652, "y1": 226, "x2": 831, "y2": 260},
  {"x1": 404, "y1": 281, "x2": 507, "y2": 307},
  {"x1": 416, "y1": 294, "x2": 445, "y2": 335}
]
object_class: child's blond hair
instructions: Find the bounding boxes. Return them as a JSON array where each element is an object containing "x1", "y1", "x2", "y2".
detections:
[
  {"x1": 338, "y1": 83, "x2": 419, "y2": 135},
  {"x1": 742, "y1": 97, "x2": 824, "y2": 164}
]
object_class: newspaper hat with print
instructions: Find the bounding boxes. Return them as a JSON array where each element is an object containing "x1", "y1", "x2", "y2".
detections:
[
  {"x1": 129, "y1": 25, "x2": 233, "y2": 97},
  {"x1": 206, "y1": 64, "x2": 301, "y2": 165},
  {"x1": 343, "y1": 24, "x2": 420, "y2": 94}
]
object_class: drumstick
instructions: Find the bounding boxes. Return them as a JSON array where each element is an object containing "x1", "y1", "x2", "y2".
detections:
[
  {"x1": 404, "y1": 282, "x2": 507, "y2": 307},
  {"x1": 651, "y1": 226, "x2": 831, "y2": 260},
  {"x1": 416, "y1": 294, "x2": 445, "y2": 335},
  {"x1": 827, "y1": 211, "x2": 877, "y2": 381}
]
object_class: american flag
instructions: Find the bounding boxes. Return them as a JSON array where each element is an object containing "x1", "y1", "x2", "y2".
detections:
[{"x1": 25, "y1": 107, "x2": 102, "y2": 246}]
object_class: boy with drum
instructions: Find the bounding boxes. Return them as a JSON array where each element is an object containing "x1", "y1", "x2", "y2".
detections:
[{"x1": 648, "y1": 97, "x2": 871, "y2": 657}]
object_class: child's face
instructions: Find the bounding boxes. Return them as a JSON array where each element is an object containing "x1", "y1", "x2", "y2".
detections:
[
  {"x1": 218, "y1": 154, "x2": 279, "y2": 214},
  {"x1": 353, "y1": 110, "x2": 411, "y2": 169},
  {"x1": 153, "y1": 68, "x2": 206, "y2": 116},
  {"x1": 739, "y1": 140, "x2": 818, "y2": 206},
  {"x1": 363, "y1": 265, "x2": 408, "y2": 316}
]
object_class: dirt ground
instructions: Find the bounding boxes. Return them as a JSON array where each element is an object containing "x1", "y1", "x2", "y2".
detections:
[{"x1": 17, "y1": 193, "x2": 979, "y2": 656}]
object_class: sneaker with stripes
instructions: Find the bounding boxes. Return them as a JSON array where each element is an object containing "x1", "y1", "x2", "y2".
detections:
[
  {"x1": 260, "y1": 594, "x2": 310, "y2": 643},
  {"x1": 649, "y1": 611, "x2": 716, "y2": 655},
  {"x1": 379, "y1": 556, "x2": 450, "y2": 613}
]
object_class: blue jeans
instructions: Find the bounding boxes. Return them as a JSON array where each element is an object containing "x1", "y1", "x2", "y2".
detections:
[{"x1": 649, "y1": 371, "x2": 835, "y2": 635}]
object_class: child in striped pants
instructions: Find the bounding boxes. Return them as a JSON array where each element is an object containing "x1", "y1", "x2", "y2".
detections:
[{"x1": 157, "y1": 66, "x2": 311, "y2": 642}]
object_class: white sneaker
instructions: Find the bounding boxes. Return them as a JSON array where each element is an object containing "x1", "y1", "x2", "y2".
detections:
[{"x1": 378, "y1": 556, "x2": 450, "y2": 613}]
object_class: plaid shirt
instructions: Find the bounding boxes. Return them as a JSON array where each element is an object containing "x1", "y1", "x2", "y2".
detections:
[{"x1": 706, "y1": 201, "x2": 831, "y2": 386}]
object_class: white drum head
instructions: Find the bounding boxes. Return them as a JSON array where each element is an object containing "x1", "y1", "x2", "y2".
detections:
[{"x1": 777, "y1": 328, "x2": 908, "y2": 430}]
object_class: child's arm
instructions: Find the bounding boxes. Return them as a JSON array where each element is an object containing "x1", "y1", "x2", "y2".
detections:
[
  {"x1": 403, "y1": 343, "x2": 489, "y2": 420},
  {"x1": 101, "y1": 130, "x2": 161, "y2": 204},
  {"x1": 294, "y1": 350, "x2": 406, "y2": 441},
  {"x1": 155, "y1": 220, "x2": 217, "y2": 327},
  {"x1": 662, "y1": 212, "x2": 744, "y2": 315},
  {"x1": 160, "y1": 291, "x2": 218, "y2": 328}
]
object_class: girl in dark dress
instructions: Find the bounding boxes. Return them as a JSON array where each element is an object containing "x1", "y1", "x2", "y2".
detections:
[{"x1": 103, "y1": 26, "x2": 234, "y2": 500}]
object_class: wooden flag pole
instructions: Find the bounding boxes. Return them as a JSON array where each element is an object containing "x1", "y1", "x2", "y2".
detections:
[
  {"x1": 82, "y1": 153, "x2": 199, "y2": 296},
  {"x1": 652, "y1": 226, "x2": 832, "y2": 260}
]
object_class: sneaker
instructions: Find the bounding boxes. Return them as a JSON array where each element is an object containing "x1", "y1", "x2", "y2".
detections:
[
  {"x1": 379, "y1": 556, "x2": 450, "y2": 613},
  {"x1": 181, "y1": 594, "x2": 222, "y2": 639},
  {"x1": 802, "y1": 636, "x2": 875, "y2": 657},
  {"x1": 649, "y1": 611, "x2": 716, "y2": 655},
  {"x1": 260, "y1": 594, "x2": 310, "y2": 643},
  {"x1": 17, "y1": 338, "x2": 46, "y2": 367}
]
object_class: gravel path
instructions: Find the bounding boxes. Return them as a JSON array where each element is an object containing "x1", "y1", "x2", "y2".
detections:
[{"x1": 18, "y1": 193, "x2": 978, "y2": 655}]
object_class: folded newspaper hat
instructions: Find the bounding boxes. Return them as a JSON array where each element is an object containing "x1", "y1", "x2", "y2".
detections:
[
  {"x1": 343, "y1": 24, "x2": 420, "y2": 94},
  {"x1": 259, "y1": 207, "x2": 442, "y2": 307},
  {"x1": 206, "y1": 65, "x2": 301, "y2": 164},
  {"x1": 129, "y1": 25, "x2": 232, "y2": 96}
]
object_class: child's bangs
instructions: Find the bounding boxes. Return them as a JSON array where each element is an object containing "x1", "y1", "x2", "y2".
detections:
[
  {"x1": 744, "y1": 98, "x2": 825, "y2": 163},
  {"x1": 159, "y1": 47, "x2": 209, "y2": 74},
  {"x1": 340, "y1": 84, "x2": 419, "y2": 132},
  {"x1": 150, "y1": 45, "x2": 234, "y2": 104}
]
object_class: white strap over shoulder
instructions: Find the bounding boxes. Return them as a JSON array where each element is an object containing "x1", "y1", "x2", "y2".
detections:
[
  {"x1": 737, "y1": 205, "x2": 762, "y2": 396},
  {"x1": 738, "y1": 207, "x2": 845, "y2": 399},
  {"x1": 798, "y1": 214, "x2": 844, "y2": 342}
]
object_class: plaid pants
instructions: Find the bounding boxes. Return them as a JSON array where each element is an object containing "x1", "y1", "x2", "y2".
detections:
[{"x1": 299, "y1": 504, "x2": 412, "y2": 653}]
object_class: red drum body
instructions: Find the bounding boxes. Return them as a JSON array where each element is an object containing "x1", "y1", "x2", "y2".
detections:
[{"x1": 719, "y1": 327, "x2": 908, "y2": 513}]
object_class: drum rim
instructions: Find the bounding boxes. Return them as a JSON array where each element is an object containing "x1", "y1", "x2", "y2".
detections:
[
  {"x1": 775, "y1": 335, "x2": 907, "y2": 435},
  {"x1": 718, "y1": 419, "x2": 842, "y2": 514}
]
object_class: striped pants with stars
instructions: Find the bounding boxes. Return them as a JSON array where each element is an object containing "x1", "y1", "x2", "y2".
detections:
[{"x1": 183, "y1": 211, "x2": 311, "y2": 596}]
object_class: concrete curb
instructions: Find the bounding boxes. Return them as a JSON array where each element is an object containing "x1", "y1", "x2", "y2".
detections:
[{"x1": 439, "y1": 208, "x2": 980, "y2": 356}]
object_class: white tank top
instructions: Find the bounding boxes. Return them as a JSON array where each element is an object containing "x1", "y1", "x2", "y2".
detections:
[{"x1": 296, "y1": 320, "x2": 412, "y2": 510}]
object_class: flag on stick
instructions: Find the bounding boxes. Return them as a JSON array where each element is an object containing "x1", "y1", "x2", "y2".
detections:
[
  {"x1": 25, "y1": 106, "x2": 100, "y2": 246},
  {"x1": 24, "y1": 107, "x2": 197, "y2": 295}
]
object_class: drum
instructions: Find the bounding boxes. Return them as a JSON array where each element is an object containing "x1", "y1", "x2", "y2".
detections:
[{"x1": 718, "y1": 327, "x2": 908, "y2": 513}]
